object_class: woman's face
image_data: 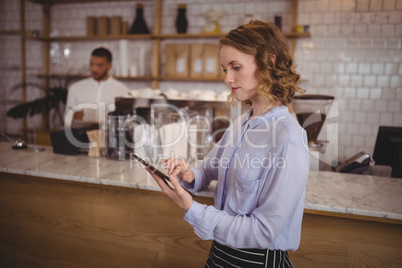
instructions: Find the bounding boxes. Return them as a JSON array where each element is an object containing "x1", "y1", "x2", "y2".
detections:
[{"x1": 220, "y1": 45, "x2": 260, "y2": 102}]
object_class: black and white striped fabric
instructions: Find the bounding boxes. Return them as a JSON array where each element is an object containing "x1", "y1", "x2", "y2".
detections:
[{"x1": 205, "y1": 241, "x2": 293, "y2": 268}]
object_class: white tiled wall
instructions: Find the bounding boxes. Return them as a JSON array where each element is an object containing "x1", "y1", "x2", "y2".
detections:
[
  {"x1": 295, "y1": 0, "x2": 402, "y2": 162},
  {"x1": 1, "y1": 0, "x2": 401, "y2": 164}
]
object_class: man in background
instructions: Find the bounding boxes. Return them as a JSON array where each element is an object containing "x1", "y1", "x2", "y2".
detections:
[{"x1": 64, "y1": 47, "x2": 129, "y2": 127}]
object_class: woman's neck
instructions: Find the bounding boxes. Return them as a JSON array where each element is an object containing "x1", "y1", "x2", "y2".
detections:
[{"x1": 249, "y1": 101, "x2": 280, "y2": 120}]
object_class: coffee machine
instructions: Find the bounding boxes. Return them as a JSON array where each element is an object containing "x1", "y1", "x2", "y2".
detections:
[{"x1": 292, "y1": 94, "x2": 335, "y2": 148}]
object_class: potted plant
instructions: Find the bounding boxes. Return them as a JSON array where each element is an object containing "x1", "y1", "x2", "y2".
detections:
[{"x1": 6, "y1": 75, "x2": 82, "y2": 130}]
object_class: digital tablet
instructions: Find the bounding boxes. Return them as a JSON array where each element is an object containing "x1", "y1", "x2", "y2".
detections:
[{"x1": 131, "y1": 153, "x2": 196, "y2": 198}]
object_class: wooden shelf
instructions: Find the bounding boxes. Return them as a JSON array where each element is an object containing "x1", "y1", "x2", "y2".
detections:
[
  {"x1": 157, "y1": 76, "x2": 223, "y2": 82},
  {"x1": 27, "y1": 0, "x2": 310, "y2": 91},
  {"x1": 285, "y1": 32, "x2": 311, "y2": 38},
  {"x1": 28, "y1": 0, "x2": 131, "y2": 4},
  {"x1": 158, "y1": 33, "x2": 223, "y2": 39},
  {"x1": 30, "y1": 34, "x2": 153, "y2": 42},
  {"x1": 35, "y1": 74, "x2": 224, "y2": 82},
  {"x1": 30, "y1": 32, "x2": 310, "y2": 42},
  {"x1": 0, "y1": 30, "x2": 21, "y2": 35},
  {"x1": 37, "y1": 74, "x2": 154, "y2": 81}
]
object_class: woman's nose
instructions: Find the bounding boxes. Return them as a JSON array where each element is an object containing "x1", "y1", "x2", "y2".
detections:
[{"x1": 224, "y1": 71, "x2": 234, "y2": 84}]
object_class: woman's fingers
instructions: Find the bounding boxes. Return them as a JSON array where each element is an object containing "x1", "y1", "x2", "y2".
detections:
[
  {"x1": 146, "y1": 167, "x2": 193, "y2": 211},
  {"x1": 162, "y1": 158, "x2": 189, "y2": 175}
]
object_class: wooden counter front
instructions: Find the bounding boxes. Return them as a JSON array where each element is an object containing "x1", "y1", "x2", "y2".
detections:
[
  {"x1": 0, "y1": 172, "x2": 213, "y2": 268},
  {"x1": 1, "y1": 172, "x2": 402, "y2": 267}
]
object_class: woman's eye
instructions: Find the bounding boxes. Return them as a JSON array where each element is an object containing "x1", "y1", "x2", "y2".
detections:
[
  {"x1": 233, "y1": 66, "x2": 241, "y2": 71},
  {"x1": 222, "y1": 68, "x2": 227, "y2": 73}
]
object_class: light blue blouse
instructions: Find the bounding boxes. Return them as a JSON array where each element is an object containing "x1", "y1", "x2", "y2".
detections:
[{"x1": 182, "y1": 105, "x2": 310, "y2": 250}]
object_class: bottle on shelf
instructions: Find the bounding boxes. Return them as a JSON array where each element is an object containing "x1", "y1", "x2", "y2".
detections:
[
  {"x1": 175, "y1": 4, "x2": 188, "y2": 34},
  {"x1": 274, "y1": 12, "x2": 282, "y2": 31},
  {"x1": 129, "y1": 3, "x2": 150, "y2": 34}
]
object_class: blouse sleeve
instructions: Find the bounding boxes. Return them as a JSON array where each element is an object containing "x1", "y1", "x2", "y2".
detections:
[{"x1": 183, "y1": 140, "x2": 310, "y2": 249}]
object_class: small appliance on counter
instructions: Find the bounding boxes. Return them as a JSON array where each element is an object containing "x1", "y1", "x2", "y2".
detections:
[
  {"x1": 334, "y1": 152, "x2": 371, "y2": 174},
  {"x1": 50, "y1": 122, "x2": 99, "y2": 155},
  {"x1": 106, "y1": 111, "x2": 133, "y2": 160}
]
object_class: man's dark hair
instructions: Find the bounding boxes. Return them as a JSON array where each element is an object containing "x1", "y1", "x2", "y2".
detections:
[{"x1": 91, "y1": 47, "x2": 112, "y2": 63}]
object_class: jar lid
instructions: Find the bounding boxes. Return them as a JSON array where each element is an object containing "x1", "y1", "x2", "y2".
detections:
[{"x1": 178, "y1": 4, "x2": 186, "y2": 8}]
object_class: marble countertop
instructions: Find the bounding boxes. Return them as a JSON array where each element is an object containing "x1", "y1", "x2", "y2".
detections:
[{"x1": 1, "y1": 142, "x2": 401, "y2": 221}]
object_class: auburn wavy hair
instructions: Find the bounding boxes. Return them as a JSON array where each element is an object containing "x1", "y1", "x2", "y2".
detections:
[{"x1": 219, "y1": 19, "x2": 305, "y2": 106}]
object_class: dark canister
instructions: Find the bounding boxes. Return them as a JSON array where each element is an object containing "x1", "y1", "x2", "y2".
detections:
[
  {"x1": 175, "y1": 4, "x2": 188, "y2": 33},
  {"x1": 274, "y1": 12, "x2": 282, "y2": 31},
  {"x1": 129, "y1": 3, "x2": 150, "y2": 34}
]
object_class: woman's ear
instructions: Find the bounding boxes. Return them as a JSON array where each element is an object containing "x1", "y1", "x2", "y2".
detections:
[{"x1": 270, "y1": 54, "x2": 276, "y2": 65}]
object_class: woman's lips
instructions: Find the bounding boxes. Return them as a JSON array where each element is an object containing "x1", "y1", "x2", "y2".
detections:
[{"x1": 231, "y1": 87, "x2": 239, "y2": 93}]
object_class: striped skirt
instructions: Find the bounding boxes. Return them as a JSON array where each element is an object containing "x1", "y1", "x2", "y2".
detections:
[{"x1": 205, "y1": 241, "x2": 293, "y2": 268}]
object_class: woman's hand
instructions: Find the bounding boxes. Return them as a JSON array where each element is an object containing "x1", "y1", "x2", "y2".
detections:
[
  {"x1": 161, "y1": 158, "x2": 195, "y2": 184},
  {"x1": 146, "y1": 167, "x2": 193, "y2": 212}
]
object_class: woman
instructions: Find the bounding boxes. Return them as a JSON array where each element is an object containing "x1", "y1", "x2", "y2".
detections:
[{"x1": 147, "y1": 19, "x2": 309, "y2": 268}]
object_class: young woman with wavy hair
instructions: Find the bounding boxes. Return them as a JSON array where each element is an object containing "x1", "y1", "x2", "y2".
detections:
[{"x1": 147, "y1": 19, "x2": 309, "y2": 268}]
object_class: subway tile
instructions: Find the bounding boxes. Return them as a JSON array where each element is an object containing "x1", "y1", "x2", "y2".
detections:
[
  {"x1": 334, "y1": 62, "x2": 345, "y2": 73},
  {"x1": 392, "y1": 50, "x2": 402, "y2": 62},
  {"x1": 328, "y1": 24, "x2": 341, "y2": 35},
  {"x1": 338, "y1": 74, "x2": 351, "y2": 86},
  {"x1": 387, "y1": 37, "x2": 401, "y2": 49},
  {"x1": 372, "y1": 63, "x2": 385, "y2": 74},
  {"x1": 358, "y1": 63, "x2": 371, "y2": 74},
  {"x1": 360, "y1": 124, "x2": 373, "y2": 136},
  {"x1": 354, "y1": 111, "x2": 367, "y2": 122},
  {"x1": 370, "y1": 87, "x2": 383, "y2": 99},
  {"x1": 381, "y1": 24, "x2": 395, "y2": 36},
  {"x1": 357, "y1": 88, "x2": 370, "y2": 99},
  {"x1": 388, "y1": 100, "x2": 401, "y2": 112},
  {"x1": 374, "y1": 100, "x2": 389, "y2": 112},
  {"x1": 389, "y1": 11, "x2": 402, "y2": 23},
  {"x1": 314, "y1": 0, "x2": 330, "y2": 12},
  {"x1": 356, "y1": 0, "x2": 370, "y2": 11},
  {"x1": 322, "y1": 12, "x2": 337, "y2": 24},
  {"x1": 343, "y1": 87, "x2": 356, "y2": 99},
  {"x1": 351, "y1": 75, "x2": 364, "y2": 86},
  {"x1": 354, "y1": 24, "x2": 368, "y2": 35},
  {"x1": 346, "y1": 62, "x2": 358, "y2": 73},
  {"x1": 359, "y1": 38, "x2": 373, "y2": 48},
  {"x1": 385, "y1": 63, "x2": 399, "y2": 74},
  {"x1": 320, "y1": 62, "x2": 333, "y2": 73},
  {"x1": 364, "y1": 75, "x2": 377, "y2": 86},
  {"x1": 370, "y1": 0, "x2": 384, "y2": 11},
  {"x1": 368, "y1": 24, "x2": 382, "y2": 36},
  {"x1": 383, "y1": 0, "x2": 397, "y2": 10},
  {"x1": 378, "y1": 75, "x2": 391, "y2": 87},
  {"x1": 390, "y1": 75, "x2": 402, "y2": 87},
  {"x1": 380, "y1": 113, "x2": 394, "y2": 125},
  {"x1": 365, "y1": 136, "x2": 377, "y2": 149},
  {"x1": 342, "y1": 0, "x2": 356, "y2": 11},
  {"x1": 372, "y1": 38, "x2": 386, "y2": 49},
  {"x1": 361, "y1": 100, "x2": 374, "y2": 111},
  {"x1": 397, "y1": 0, "x2": 402, "y2": 9},
  {"x1": 352, "y1": 135, "x2": 365, "y2": 148},
  {"x1": 329, "y1": 0, "x2": 342, "y2": 11},
  {"x1": 349, "y1": 99, "x2": 362, "y2": 111},
  {"x1": 383, "y1": 87, "x2": 397, "y2": 99},
  {"x1": 348, "y1": 122, "x2": 360, "y2": 134},
  {"x1": 394, "y1": 114, "x2": 402, "y2": 125},
  {"x1": 341, "y1": 111, "x2": 356, "y2": 122}
]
